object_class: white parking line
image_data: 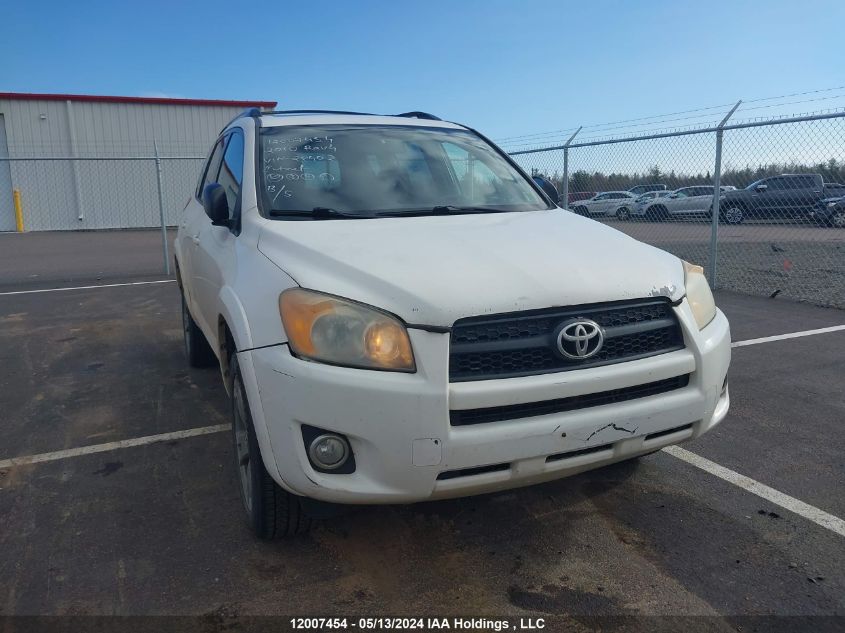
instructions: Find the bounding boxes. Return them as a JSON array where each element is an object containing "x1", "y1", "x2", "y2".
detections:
[
  {"x1": 731, "y1": 325, "x2": 845, "y2": 348},
  {"x1": 664, "y1": 445, "x2": 845, "y2": 538},
  {"x1": 0, "y1": 424, "x2": 230, "y2": 470},
  {"x1": 4, "y1": 423, "x2": 845, "y2": 540},
  {"x1": 0, "y1": 279, "x2": 176, "y2": 296}
]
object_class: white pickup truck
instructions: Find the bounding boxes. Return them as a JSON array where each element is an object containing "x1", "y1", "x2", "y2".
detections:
[{"x1": 175, "y1": 109, "x2": 731, "y2": 539}]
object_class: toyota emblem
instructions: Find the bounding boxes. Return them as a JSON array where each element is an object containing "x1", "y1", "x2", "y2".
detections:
[{"x1": 556, "y1": 319, "x2": 604, "y2": 359}]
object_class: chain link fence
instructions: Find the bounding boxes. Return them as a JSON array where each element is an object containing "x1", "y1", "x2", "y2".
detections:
[
  {"x1": 509, "y1": 111, "x2": 845, "y2": 309},
  {"x1": 3, "y1": 156, "x2": 204, "y2": 231},
  {"x1": 1, "y1": 149, "x2": 205, "y2": 279},
  {"x1": 3, "y1": 111, "x2": 844, "y2": 307}
]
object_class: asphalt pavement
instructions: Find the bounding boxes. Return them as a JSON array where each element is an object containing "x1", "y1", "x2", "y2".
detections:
[{"x1": 1, "y1": 277, "x2": 843, "y2": 630}]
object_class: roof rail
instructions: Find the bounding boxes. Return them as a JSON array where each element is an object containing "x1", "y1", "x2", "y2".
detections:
[
  {"x1": 263, "y1": 109, "x2": 376, "y2": 117},
  {"x1": 394, "y1": 111, "x2": 441, "y2": 121},
  {"x1": 244, "y1": 109, "x2": 444, "y2": 129},
  {"x1": 220, "y1": 107, "x2": 262, "y2": 133}
]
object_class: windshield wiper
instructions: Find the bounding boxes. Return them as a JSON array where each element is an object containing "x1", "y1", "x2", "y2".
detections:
[
  {"x1": 268, "y1": 207, "x2": 373, "y2": 220},
  {"x1": 375, "y1": 205, "x2": 518, "y2": 217}
]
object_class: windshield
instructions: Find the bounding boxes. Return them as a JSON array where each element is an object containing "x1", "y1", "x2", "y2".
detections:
[
  {"x1": 258, "y1": 125, "x2": 549, "y2": 217},
  {"x1": 745, "y1": 178, "x2": 765, "y2": 190}
]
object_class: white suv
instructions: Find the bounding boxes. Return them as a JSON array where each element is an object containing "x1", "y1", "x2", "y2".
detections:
[{"x1": 176, "y1": 109, "x2": 731, "y2": 539}]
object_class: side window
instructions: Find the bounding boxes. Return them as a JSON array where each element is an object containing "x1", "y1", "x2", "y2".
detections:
[
  {"x1": 766, "y1": 178, "x2": 785, "y2": 190},
  {"x1": 218, "y1": 131, "x2": 245, "y2": 216},
  {"x1": 197, "y1": 137, "x2": 226, "y2": 198},
  {"x1": 595, "y1": 193, "x2": 608, "y2": 201},
  {"x1": 675, "y1": 189, "x2": 690, "y2": 198}
]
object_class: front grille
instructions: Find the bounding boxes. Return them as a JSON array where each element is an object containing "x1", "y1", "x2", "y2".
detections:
[
  {"x1": 450, "y1": 375, "x2": 689, "y2": 426},
  {"x1": 449, "y1": 298, "x2": 684, "y2": 381}
]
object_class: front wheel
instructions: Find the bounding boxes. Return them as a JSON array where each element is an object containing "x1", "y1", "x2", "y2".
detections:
[
  {"x1": 616, "y1": 206, "x2": 631, "y2": 221},
  {"x1": 230, "y1": 354, "x2": 311, "y2": 539},
  {"x1": 829, "y1": 209, "x2": 845, "y2": 228}
]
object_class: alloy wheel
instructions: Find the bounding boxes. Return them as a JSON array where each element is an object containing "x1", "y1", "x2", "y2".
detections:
[{"x1": 725, "y1": 207, "x2": 743, "y2": 224}]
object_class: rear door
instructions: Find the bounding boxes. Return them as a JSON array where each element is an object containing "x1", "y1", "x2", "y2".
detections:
[
  {"x1": 786, "y1": 175, "x2": 823, "y2": 217},
  {"x1": 688, "y1": 186, "x2": 714, "y2": 214},
  {"x1": 667, "y1": 188, "x2": 692, "y2": 214}
]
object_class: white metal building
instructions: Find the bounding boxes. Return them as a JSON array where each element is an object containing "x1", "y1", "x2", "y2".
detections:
[{"x1": 0, "y1": 93, "x2": 276, "y2": 231}]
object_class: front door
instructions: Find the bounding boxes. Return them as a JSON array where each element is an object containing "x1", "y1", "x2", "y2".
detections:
[
  {"x1": 181, "y1": 136, "x2": 226, "y2": 331},
  {"x1": 193, "y1": 130, "x2": 245, "y2": 342}
]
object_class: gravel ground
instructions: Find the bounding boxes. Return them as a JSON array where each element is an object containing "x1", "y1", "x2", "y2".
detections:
[{"x1": 603, "y1": 220, "x2": 845, "y2": 309}]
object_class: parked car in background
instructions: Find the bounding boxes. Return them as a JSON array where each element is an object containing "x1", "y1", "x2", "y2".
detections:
[
  {"x1": 566, "y1": 191, "x2": 596, "y2": 205},
  {"x1": 628, "y1": 184, "x2": 667, "y2": 195},
  {"x1": 571, "y1": 191, "x2": 639, "y2": 219},
  {"x1": 631, "y1": 190, "x2": 672, "y2": 218},
  {"x1": 811, "y1": 195, "x2": 845, "y2": 228},
  {"x1": 639, "y1": 186, "x2": 733, "y2": 221},
  {"x1": 718, "y1": 174, "x2": 845, "y2": 224}
]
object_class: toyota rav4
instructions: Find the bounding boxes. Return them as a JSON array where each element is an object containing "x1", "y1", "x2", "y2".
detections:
[{"x1": 176, "y1": 109, "x2": 731, "y2": 539}]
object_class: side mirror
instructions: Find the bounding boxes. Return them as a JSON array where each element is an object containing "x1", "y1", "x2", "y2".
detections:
[
  {"x1": 532, "y1": 176, "x2": 561, "y2": 205},
  {"x1": 755, "y1": 184, "x2": 768, "y2": 193},
  {"x1": 202, "y1": 183, "x2": 231, "y2": 227}
]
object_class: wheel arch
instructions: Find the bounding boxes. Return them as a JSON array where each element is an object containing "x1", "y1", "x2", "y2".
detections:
[{"x1": 217, "y1": 286, "x2": 254, "y2": 395}]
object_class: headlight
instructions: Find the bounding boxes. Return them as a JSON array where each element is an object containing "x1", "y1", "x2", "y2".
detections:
[
  {"x1": 683, "y1": 261, "x2": 716, "y2": 330},
  {"x1": 279, "y1": 288, "x2": 415, "y2": 372},
  {"x1": 829, "y1": 201, "x2": 838, "y2": 208}
]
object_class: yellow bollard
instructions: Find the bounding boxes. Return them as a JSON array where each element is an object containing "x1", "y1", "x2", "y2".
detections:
[{"x1": 13, "y1": 189, "x2": 24, "y2": 232}]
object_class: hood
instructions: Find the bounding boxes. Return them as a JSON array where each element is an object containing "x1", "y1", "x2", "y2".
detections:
[{"x1": 257, "y1": 210, "x2": 685, "y2": 327}]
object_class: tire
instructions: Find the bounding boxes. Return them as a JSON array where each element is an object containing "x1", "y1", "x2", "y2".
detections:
[
  {"x1": 829, "y1": 209, "x2": 845, "y2": 228},
  {"x1": 616, "y1": 206, "x2": 631, "y2": 221},
  {"x1": 230, "y1": 354, "x2": 311, "y2": 539},
  {"x1": 181, "y1": 293, "x2": 216, "y2": 368},
  {"x1": 721, "y1": 205, "x2": 745, "y2": 225}
]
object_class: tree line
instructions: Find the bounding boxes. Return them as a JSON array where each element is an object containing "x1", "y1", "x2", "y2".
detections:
[{"x1": 533, "y1": 158, "x2": 844, "y2": 193}]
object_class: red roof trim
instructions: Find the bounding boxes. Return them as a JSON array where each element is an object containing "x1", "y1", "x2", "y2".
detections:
[{"x1": 0, "y1": 92, "x2": 277, "y2": 108}]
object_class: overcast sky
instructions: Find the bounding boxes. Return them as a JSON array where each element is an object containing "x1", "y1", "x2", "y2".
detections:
[{"x1": 2, "y1": 0, "x2": 843, "y2": 145}]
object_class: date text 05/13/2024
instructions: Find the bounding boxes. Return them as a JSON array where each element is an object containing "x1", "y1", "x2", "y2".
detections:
[{"x1": 289, "y1": 617, "x2": 546, "y2": 631}]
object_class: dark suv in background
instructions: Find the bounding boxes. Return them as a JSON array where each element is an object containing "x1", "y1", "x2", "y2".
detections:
[{"x1": 718, "y1": 174, "x2": 845, "y2": 224}]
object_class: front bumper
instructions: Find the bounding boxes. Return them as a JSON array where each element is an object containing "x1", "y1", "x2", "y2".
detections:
[{"x1": 241, "y1": 300, "x2": 731, "y2": 504}]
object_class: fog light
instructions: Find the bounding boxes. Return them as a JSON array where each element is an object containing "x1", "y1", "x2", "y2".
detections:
[{"x1": 308, "y1": 434, "x2": 349, "y2": 470}]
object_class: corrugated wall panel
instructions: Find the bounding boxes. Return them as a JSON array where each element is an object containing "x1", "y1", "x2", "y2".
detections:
[{"x1": 0, "y1": 98, "x2": 253, "y2": 230}]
